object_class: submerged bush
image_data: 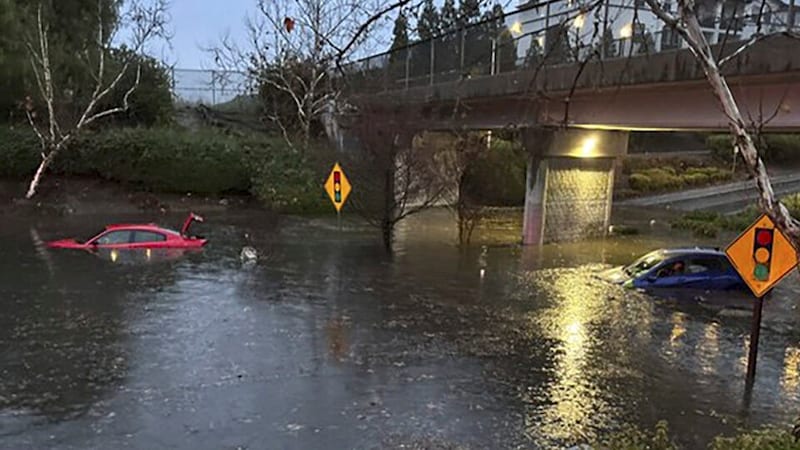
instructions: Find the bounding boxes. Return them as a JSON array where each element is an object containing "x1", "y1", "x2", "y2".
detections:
[
  {"x1": 595, "y1": 421, "x2": 800, "y2": 450},
  {"x1": 248, "y1": 146, "x2": 328, "y2": 214},
  {"x1": 594, "y1": 421, "x2": 678, "y2": 450}
]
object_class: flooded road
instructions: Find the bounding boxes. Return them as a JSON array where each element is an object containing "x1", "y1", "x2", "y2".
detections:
[{"x1": 2, "y1": 208, "x2": 800, "y2": 449}]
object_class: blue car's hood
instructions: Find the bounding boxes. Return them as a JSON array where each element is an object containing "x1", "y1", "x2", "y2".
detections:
[{"x1": 597, "y1": 266, "x2": 630, "y2": 284}]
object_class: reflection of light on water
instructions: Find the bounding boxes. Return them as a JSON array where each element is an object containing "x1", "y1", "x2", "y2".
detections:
[
  {"x1": 146, "y1": 248, "x2": 152, "y2": 261},
  {"x1": 110, "y1": 250, "x2": 119, "y2": 263},
  {"x1": 781, "y1": 347, "x2": 800, "y2": 394},
  {"x1": 738, "y1": 336, "x2": 750, "y2": 376},
  {"x1": 699, "y1": 322, "x2": 720, "y2": 374},
  {"x1": 531, "y1": 270, "x2": 604, "y2": 443},
  {"x1": 670, "y1": 312, "x2": 686, "y2": 346}
]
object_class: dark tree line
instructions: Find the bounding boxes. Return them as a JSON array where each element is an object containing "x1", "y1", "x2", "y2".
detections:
[{"x1": 388, "y1": 0, "x2": 519, "y2": 82}]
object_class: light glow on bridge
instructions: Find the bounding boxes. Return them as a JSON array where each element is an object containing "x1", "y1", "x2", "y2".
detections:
[{"x1": 579, "y1": 136, "x2": 598, "y2": 157}]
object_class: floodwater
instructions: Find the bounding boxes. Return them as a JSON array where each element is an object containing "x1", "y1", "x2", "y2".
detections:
[{"x1": 2, "y1": 207, "x2": 800, "y2": 449}]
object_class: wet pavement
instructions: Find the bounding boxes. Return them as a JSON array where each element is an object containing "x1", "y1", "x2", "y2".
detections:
[{"x1": 2, "y1": 208, "x2": 800, "y2": 449}]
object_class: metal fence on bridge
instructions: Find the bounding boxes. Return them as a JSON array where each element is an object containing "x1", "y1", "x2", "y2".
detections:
[
  {"x1": 342, "y1": 0, "x2": 797, "y2": 93},
  {"x1": 170, "y1": 68, "x2": 252, "y2": 106}
]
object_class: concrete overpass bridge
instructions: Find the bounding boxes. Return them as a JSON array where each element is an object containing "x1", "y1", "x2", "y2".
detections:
[{"x1": 340, "y1": 4, "x2": 800, "y2": 245}]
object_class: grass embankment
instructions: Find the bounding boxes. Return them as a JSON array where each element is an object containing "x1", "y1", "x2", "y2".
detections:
[
  {"x1": 671, "y1": 194, "x2": 800, "y2": 238},
  {"x1": 0, "y1": 126, "x2": 328, "y2": 214}
]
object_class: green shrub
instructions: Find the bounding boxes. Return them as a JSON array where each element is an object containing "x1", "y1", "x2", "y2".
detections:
[
  {"x1": 683, "y1": 173, "x2": 710, "y2": 186},
  {"x1": 710, "y1": 427, "x2": 800, "y2": 449},
  {"x1": 84, "y1": 128, "x2": 253, "y2": 194},
  {"x1": 463, "y1": 138, "x2": 526, "y2": 206},
  {"x1": 707, "y1": 135, "x2": 734, "y2": 161},
  {"x1": 594, "y1": 421, "x2": 678, "y2": 450},
  {"x1": 629, "y1": 168, "x2": 682, "y2": 191},
  {"x1": 248, "y1": 146, "x2": 328, "y2": 215},
  {"x1": 708, "y1": 134, "x2": 800, "y2": 162},
  {"x1": 629, "y1": 173, "x2": 653, "y2": 191},
  {"x1": 782, "y1": 194, "x2": 800, "y2": 217},
  {"x1": 628, "y1": 164, "x2": 733, "y2": 192},
  {"x1": 0, "y1": 126, "x2": 324, "y2": 213},
  {"x1": 0, "y1": 127, "x2": 41, "y2": 177}
]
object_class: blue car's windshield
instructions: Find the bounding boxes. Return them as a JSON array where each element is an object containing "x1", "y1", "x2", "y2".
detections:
[{"x1": 624, "y1": 252, "x2": 665, "y2": 276}]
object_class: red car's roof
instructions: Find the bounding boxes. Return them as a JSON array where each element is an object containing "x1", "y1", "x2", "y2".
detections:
[
  {"x1": 105, "y1": 223, "x2": 180, "y2": 234},
  {"x1": 106, "y1": 223, "x2": 157, "y2": 229}
]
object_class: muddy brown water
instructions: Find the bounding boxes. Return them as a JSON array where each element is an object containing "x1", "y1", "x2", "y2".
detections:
[{"x1": 2, "y1": 207, "x2": 800, "y2": 449}]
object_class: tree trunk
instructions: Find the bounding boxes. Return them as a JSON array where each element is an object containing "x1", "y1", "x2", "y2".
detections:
[
  {"x1": 25, "y1": 152, "x2": 56, "y2": 199},
  {"x1": 382, "y1": 221, "x2": 394, "y2": 252},
  {"x1": 382, "y1": 164, "x2": 397, "y2": 252}
]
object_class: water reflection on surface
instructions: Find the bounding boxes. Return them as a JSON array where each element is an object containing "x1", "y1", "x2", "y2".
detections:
[{"x1": 2, "y1": 209, "x2": 800, "y2": 448}]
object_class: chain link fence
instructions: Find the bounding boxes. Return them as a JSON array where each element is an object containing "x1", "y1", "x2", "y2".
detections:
[
  {"x1": 170, "y1": 68, "x2": 253, "y2": 106},
  {"x1": 342, "y1": 0, "x2": 798, "y2": 93}
]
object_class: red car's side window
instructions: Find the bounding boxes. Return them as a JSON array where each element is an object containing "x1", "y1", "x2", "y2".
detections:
[
  {"x1": 94, "y1": 230, "x2": 132, "y2": 245},
  {"x1": 132, "y1": 231, "x2": 167, "y2": 243}
]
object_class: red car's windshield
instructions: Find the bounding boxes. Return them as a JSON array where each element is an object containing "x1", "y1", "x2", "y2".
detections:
[{"x1": 84, "y1": 229, "x2": 106, "y2": 244}]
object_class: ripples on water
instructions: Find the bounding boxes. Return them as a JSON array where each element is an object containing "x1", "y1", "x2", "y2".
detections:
[{"x1": 1, "y1": 210, "x2": 800, "y2": 449}]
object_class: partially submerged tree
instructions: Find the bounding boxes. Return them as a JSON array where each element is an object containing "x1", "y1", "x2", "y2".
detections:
[
  {"x1": 440, "y1": 131, "x2": 488, "y2": 245},
  {"x1": 345, "y1": 108, "x2": 447, "y2": 251},
  {"x1": 19, "y1": 0, "x2": 169, "y2": 198}
]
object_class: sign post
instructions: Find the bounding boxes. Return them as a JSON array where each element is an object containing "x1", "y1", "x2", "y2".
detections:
[
  {"x1": 324, "y1": 162, "x2": 352, "y2": 229},
  {"x1": 725, "y1": 213, "x2": 798, "y2": 387},
  {"x1": 746, "y1": 295, "x2": 764, "y2": 384}
]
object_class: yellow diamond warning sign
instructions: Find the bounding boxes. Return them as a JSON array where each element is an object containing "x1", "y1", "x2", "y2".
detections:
[
  {"x1": 324, "y1": 162, "x2": 351, "y2": 212},
  {"x1": 725, "y1": 213, "x2": 798, "y2": 297}
]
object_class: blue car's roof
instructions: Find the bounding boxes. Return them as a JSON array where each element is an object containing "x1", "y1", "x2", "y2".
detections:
[{"x1": 654, "y1": 247, "x2": 726, "y2": 258}]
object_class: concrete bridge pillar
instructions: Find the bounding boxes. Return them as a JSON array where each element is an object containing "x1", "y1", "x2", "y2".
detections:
[{"x1": 522, "y1": 128, "x2": 629, "y2": 245}]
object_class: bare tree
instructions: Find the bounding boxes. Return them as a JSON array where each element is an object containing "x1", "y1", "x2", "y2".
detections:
[
  {"x1": 21, "y1": 0, "x2": 169, "y2": 199},
  {"x1": 427, "y1": 131, "x2": 489, "y2": 245},
  {"x1": 344, "y1": 107, "x2": 447, "y2": 251},
  {"x1": 209, "y1": 0, "x2": 418, "y2": 150}
]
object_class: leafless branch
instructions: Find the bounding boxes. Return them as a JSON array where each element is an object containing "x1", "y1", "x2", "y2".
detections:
[{"x1": 334, "y1": 0, "x2": 418, "y2": 65}]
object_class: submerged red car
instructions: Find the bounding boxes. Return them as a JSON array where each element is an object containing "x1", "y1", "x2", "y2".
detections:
[{"x1": 48, "y1": 213, "x2": 207, "y2": 250}]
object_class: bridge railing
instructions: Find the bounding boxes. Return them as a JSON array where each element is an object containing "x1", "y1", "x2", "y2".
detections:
[{"x1": 342, "y1": 0, "x2": 796, "y2": 93}]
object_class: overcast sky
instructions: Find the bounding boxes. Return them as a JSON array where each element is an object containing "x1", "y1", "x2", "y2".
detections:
[
  {"x1": 150, "y1": 0, "x2": 519, "y2": 69},
  {"x1": 157, "y1": 0, "x2": 255, "y2": 69}
]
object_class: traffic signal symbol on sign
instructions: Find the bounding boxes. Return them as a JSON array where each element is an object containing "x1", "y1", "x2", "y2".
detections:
[
  {"x1": 333, "y1": 171, "x2": 342, "y2": 203},
  {"x1": 752, "y1": 228, "x2": 773, "y2": 281}
]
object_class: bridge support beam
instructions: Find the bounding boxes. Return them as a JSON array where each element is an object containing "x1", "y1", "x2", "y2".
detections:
[{"x1": 522, "y1": 128, "x2": 629, "y2": 245}]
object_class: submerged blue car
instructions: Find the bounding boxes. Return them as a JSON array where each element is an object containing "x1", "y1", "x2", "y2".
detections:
[{"x1": 599, "y1": 248, "x2": 747, "y2": 290}]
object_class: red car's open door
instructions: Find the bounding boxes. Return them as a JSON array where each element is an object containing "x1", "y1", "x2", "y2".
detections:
[{"x1": 181, "y1": 213, "x2": 204, "y2": 237}]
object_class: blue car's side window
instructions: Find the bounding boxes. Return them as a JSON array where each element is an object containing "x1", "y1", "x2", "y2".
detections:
[
  {"x1": 655, "y1": 259, "x2": 686, "y2": 278},
  {"x1": 686, "y1": 259, "x2": 718, "y2": 275}
]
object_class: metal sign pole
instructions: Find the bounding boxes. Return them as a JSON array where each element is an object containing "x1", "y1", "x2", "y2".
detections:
[
  {"x1": 337, "y1": 209, "x2": 341, "y2": 232},
  {"x1": 745, "y1": 294, "x2": 765, "y2": 388}
]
